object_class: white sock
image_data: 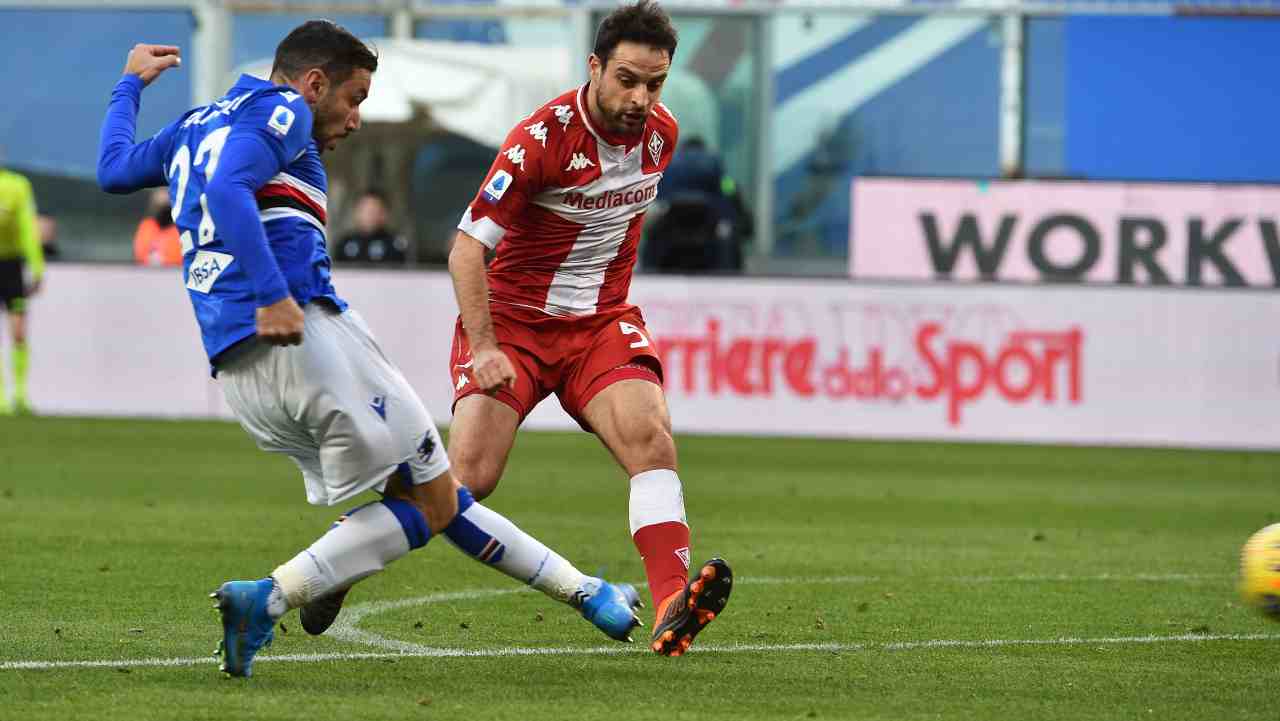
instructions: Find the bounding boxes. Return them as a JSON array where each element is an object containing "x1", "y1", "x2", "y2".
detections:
[
  {"x1": 629, "y1": 469, "x2": 687, "y2": 536},
  {"x1": 269, "y1": 499, "x2": 428, "y2": 618},
  {"x1": 444, "y1": 489, "x2": 587, "y2": 604}
]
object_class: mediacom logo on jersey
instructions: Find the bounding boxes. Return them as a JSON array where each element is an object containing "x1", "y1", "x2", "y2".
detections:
[
  {"x1": 562, "y1": 183, "x2": 658, "y2": 210},
  {"x1": 652, "y1": 316, "x2": 1083, "y2": 426}
]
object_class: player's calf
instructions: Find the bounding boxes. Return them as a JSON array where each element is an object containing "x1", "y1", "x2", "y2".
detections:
[
  {"x1": 441, "y1": 485, "x2": 643, "y2": 639},
  {"x1": 300, "y1": 484, "x2": 644, "y2": 641}
]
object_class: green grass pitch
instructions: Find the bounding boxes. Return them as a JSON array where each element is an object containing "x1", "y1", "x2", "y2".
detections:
[{"x1": 2, "y1": 415, "x2": 1278, "y2": 720}]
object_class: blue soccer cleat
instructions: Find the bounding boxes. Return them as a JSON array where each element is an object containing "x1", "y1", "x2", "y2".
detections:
[
  {"x1": 211, "y1": 578, "x2": 276, "y2": 677},
  {"x1": 572, "y1": 578, "x2": 643, "y2": 642}
]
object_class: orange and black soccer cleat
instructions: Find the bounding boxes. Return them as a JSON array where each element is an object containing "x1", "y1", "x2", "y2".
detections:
[{"x1": 650, "y1": 558, "x2": 732, "y2": 657}]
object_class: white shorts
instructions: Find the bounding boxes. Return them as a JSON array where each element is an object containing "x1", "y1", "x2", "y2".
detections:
[{"x1": 218, "y1": 304, "x2": 450, "y2": 506}]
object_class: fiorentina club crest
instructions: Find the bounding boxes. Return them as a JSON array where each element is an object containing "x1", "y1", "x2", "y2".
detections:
[{"x1": 648, "y1": 131, "x2": 664, "y2": 166}]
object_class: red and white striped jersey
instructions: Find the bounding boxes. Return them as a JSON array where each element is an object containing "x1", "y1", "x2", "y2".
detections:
[{"x1": 457, "y1": 84, "x2": 678, "y2": 317}]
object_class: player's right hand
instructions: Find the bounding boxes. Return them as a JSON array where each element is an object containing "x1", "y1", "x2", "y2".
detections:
[
  {"x1": 256, "y1": 296, "x2": 305, "y2": 346},
  {"x1": 123, "y1": 44, "x2": 182, "y2": 86},
  {"x1": 472, "y1": 346, "x2": 517, "y2": 392}
]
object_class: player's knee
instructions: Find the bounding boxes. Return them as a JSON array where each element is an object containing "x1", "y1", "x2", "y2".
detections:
[
  {"x1": 449, "y1": 447, "x2": 503, "y2": 501},
  {"x1": 387, "y1": 471, "x2": 459, "y2": 535},
  {"x1": 624, "y1": 416, "x2": 676, "y2": 468},
  {"x1": 460, "y1": 470, "x2": 500, "y2": 501},
  {"x1": 418, "y1": 490, "x2": 458, "y2": 535}
]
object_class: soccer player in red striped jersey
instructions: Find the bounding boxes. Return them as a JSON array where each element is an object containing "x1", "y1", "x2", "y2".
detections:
[{"x1": 447, "y1": 0, "x2": 733, "y2": 657}]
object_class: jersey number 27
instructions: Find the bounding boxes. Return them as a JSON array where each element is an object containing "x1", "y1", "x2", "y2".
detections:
[{"x1": 169, "y1": 126, "x2": 231, "y2": 255}]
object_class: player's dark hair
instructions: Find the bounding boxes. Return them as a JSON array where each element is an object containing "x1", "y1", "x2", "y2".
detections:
[
  {"x1": 592, "y1": 1, "x2": 678, "y2": 68},
  {"x1": 271, "y1": 20, "x2": 378, "y2": 85}
]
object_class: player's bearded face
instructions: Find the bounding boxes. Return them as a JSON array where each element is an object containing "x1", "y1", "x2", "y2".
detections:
[
  {"x1": 589, "y1": 42, "x2": 670, "y2": 137},
  {"x1": 309, "y1": 69, "x2": 372, "y2": 152}
]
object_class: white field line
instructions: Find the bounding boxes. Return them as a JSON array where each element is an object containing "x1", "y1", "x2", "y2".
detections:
[
  {"x1": 0, "y1": 573, "x2": 1251, "y2": 672},
  {"x1": 5, "y1": 634, "x2": 1278, "y2": 672},
  {"x1": 326, "y1": 573, "x2": 1222, "y2": 654}
]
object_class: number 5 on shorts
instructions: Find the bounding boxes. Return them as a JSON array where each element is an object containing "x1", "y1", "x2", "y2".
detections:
[{"x1": 619, "y1": 321, "x2": 650, "y2": 349}]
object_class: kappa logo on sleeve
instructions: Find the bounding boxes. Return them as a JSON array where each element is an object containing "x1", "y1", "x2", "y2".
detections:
[
  {"x1": 524, "y1": 121, "x2": 548, "y2": 148},
  {"x1": 503, "y1": 145, "x2": 527, "y2": 171},
  {"x1": 552, "y1": 104, "x2": 574, "y2": 129},
  {"x1": 482, "y1": 170, "x2": 514, "y2": 204},
  {"x1": 267, "y1": 105, "x2": 296, "y2": 137}
]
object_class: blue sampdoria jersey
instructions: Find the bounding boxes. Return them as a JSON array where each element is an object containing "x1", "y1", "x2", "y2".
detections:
[{"x1": 98, "y1": 74, "x2": 345, "y2": 365}]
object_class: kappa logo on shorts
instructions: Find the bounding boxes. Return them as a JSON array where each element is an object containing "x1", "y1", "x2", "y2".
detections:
[{"x1": 370, "y1": 395, "x2": 387, "y2": 420}]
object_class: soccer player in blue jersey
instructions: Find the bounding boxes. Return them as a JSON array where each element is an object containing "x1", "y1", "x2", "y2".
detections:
[{"x1": 97, "y1": 23, "x2": 641, "y2": 678}]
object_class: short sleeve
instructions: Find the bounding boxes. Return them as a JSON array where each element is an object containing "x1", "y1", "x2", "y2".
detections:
[{"x1": 457, "y1": 122, "x2": 549, "y2": 249}]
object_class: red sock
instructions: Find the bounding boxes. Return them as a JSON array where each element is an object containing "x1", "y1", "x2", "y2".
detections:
[{"x1": 632, "y1": 521, "x2": 691, "y2": 609}]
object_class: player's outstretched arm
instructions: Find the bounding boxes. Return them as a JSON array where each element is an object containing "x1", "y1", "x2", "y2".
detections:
[
  {"x1": 448, "y1": 232, "x2": 516, "y2": 391},
  {"x1": 97, "y1": 45, "x2": 184, "y2": 194}
]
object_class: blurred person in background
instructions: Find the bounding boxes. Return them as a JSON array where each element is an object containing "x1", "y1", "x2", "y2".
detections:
[
  {"x1": 645, "y1": 136, "x2": 748, "y2": 273},
  {"x1": 332, "y1": 188, "x2": 407, "y2": 265},
  {"x1": 37, "y1": 214, "x2": 60, "y2": 260},
  {"x1": 0, "y1": 155, "x2": 44, "y2": 415},
  {"x1": 133, "y1": 187, "x2": 182, "y2": 266}
]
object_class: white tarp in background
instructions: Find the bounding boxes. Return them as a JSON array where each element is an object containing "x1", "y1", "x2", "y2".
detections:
[
  {"x1": 24, "y1": 265, "x2": 1280, "y2": 450},
  {"x1": 239, "y1": 39, "x2": 571, "y2": 149}
]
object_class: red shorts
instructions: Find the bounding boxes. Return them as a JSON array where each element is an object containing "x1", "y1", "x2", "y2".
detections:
[{"x1": 449, "y1": 303, "x2": 664, "y2": 430}]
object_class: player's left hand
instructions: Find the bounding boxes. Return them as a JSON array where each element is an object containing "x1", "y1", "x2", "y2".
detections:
[
  {"x1": 26, "y1": 277, "x2": 42, "y2": 297},
  {"x1": 123, "y1": 44, "x2": 182, "y2": 86}
]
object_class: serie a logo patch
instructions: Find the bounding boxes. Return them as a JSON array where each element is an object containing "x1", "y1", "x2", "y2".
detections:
[
  {"x1": 267, "y1": 105, "x2": 296, "y2": 137},
  {"x1": 483, "y1": 170, "x2": 513, "y2": 204}
]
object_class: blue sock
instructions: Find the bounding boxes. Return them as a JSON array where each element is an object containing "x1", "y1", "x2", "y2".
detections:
[{"x1": 379, "y1": 497, "x2": 431, "y2": 550}]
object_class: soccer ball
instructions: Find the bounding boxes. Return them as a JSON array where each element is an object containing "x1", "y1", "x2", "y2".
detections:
[{"x1": 1239, "y1": 523, "x2": 1280, "y2": 620}]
